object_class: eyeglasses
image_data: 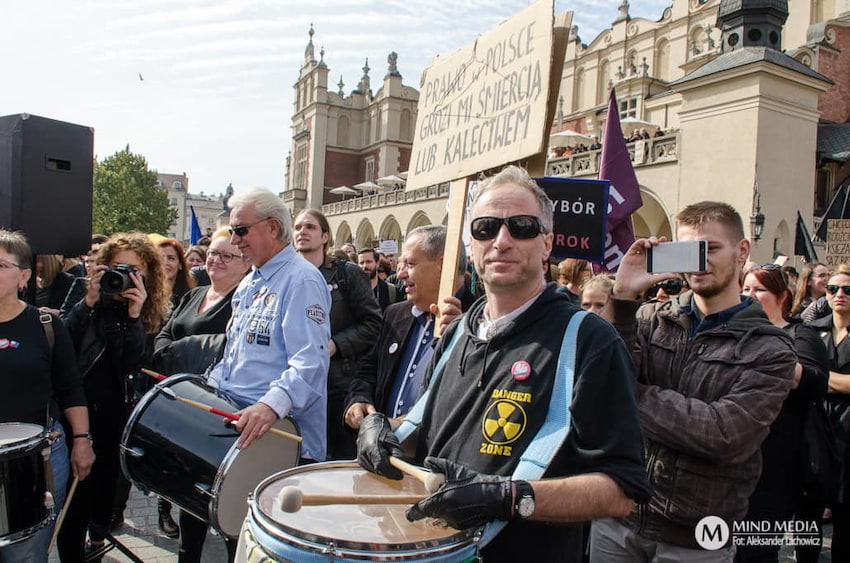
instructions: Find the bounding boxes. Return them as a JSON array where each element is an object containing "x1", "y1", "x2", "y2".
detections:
[
  {"x1": 826, "y1": 285, "x2": 850, "y2": 296},
  {"x1": 0, "y1": 260, "x2": 23, "y2": 271},
  {"x1": 657, "y1": 278, "x2": 685, "y2": 294},
  {"x1": 228, "y1": 217, "x2": 272, "y2": 237},
  {"x1": 208, "y1": 249, "x2": 243, "y2": 264},
  {"x1": 470, "y1": 215, "x2": 543, "y2": 241}
]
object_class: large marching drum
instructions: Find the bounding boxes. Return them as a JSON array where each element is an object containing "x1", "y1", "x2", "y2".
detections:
[
  {"x1": 239, "y1": 462, "x2": 479, "y2": 562},
  {"x1": 0, "y1": 423, "x2": 52, "y2": 547},
  {"x1": 120, "y1": 374, "x2": 300, "y2": 538}
]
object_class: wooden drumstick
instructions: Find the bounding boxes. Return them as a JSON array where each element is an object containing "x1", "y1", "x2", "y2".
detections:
[
  {"x1": 278, "y1": 486, "x2": 425, "y2": 513},
  {"x1": 156, "y1": 383, "x2": 303, "y2": 444},
  {"x1": 141, "y1": 367, "x2": 167, "y2": 381},
  {"x1": 389, "y1": 457, "x2": 445, "y2": 493},
  {"x1": 49, "y1": 476, "x2": 79, "y2": 551}
]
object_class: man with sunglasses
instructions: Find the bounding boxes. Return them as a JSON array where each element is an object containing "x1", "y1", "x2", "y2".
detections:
[
  {"x1": 593, "y1": 202, "x2": 796, "y2": 561},
  {"x1": 206, "y1": 188, "x2": 331, "y2": 462},
  {"x1": 356, "y1": 166, "x2": 651, "y2": 562}
]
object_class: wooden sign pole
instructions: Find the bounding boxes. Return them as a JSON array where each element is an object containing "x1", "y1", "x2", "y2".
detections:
[{"x1": 435, "y1": 177, "x2": 470, "y2": 336}]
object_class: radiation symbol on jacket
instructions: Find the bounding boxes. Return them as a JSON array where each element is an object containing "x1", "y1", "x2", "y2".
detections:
[{"x1": 481, "y1": 400, "x2": 527, "y2": 445}]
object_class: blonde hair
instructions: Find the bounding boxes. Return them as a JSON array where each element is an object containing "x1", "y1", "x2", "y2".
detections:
[
  {"x1": 580, "y1": 274, "x2": 614, "y2": 296},
  {"x1": 211, "y1": 226, "x2": 232, "y2": 241}
]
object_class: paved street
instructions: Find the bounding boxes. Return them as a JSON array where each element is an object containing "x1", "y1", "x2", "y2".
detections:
[{"x1": 49, "y1": 486, "x2": 228, "y2": 562}]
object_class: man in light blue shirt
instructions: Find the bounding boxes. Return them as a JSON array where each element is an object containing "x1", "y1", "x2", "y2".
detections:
[{"x1": 208, "y1": 188, "x2": 331, "y2": 461}]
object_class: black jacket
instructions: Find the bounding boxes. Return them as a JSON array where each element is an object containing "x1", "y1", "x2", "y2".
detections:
[
  {"x1": 62, "y1": 299, "x2": 150, "y2": 405},
  {"x1": 321, "y1": 259, "x2": 382, "y2": 395},
  {"x1": 374, "y1": 278, "x2": 398, "y2": 312}
]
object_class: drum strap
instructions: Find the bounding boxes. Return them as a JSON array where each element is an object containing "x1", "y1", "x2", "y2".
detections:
[
  {"x1": 393, "y1": 320, "x2": 466, "y2": 443},
  {"x1": 478, "y1": 309, "x2": 587, "y2": 547}
]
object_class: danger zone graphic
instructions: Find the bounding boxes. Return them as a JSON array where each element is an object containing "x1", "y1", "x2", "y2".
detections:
[{"x1": 482, "y1": 400, "x2": 527, "y2": 445}]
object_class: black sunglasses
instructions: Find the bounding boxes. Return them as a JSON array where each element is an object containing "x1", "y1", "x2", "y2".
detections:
[
  {"x1": 657, "y1": 278, "x2": 685, "y2": 294},
  {"x1": 826, "y1": 285, "x2": 850, "y2": 296},
  {"x1": 228, "y1": 217, "x2": 271, "y2": 237},
  {"x1": 470, "y1": 215, "x2": 543, "y2": 241}
]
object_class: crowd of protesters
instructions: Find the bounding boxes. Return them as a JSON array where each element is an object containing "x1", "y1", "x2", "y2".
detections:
[{"x1": 2, "y1": 177, "x2": 849, "y2": 563}]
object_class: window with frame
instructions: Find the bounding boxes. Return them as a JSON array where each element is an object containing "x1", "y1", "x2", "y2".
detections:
[
  {"x1": 294, "y1": 143, "x2": 309, "y2": 189},
  {"x1": 365, "y1": 158, "x2": 375, "y2": 183},
  {"x1": 619, "y1": 98, "x2": 637, "y2": 119}
]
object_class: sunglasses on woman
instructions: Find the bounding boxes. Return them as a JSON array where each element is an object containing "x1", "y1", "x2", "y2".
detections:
[
  {"x1": 470, "y1": 215, "x2": 543, "y2": 241},
  {"x1": 826, "y1": 285, "x2": 850, "y2": 295}
]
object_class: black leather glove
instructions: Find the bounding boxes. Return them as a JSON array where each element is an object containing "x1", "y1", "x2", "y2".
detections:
[
  {"x1": 356, "y1": 413, "x2": 404, "y2": 480},
  {"x1": 405, "y1": 457, "x2": 513, "y2": 530}
]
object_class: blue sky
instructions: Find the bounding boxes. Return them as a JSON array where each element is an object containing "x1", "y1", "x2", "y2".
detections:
[{"x1": 0, "y1": 0, "x2": 669, "y2": 195}]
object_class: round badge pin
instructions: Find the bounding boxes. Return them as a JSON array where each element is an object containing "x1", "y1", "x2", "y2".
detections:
[
  {"x1": 511, "y1": 360, "x2": 532, "y2": 381},
  {"x1": 389, "y1": 342, "x2": 399, "y2": 354}
]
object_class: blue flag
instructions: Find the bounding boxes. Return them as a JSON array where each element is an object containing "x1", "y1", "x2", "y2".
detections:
[{"x1": 189, "y1": 205, "x2": 202, "y2": 245}]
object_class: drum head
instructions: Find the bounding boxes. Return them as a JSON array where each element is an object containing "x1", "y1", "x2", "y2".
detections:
[
  {"x1": 253, "y1": 462, "x2": 472, "y2": 555},
  {"x1": 0, "y1": 423, "x2": 44, "y2": 447},
  {"x1": 213, "y1": 417, "x2": 300, "y2": 538}
]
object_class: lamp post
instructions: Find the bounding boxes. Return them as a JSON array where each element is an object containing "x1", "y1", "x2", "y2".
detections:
[{"x1": 750, "y1": 209, "x2": 765, "y2": 243}]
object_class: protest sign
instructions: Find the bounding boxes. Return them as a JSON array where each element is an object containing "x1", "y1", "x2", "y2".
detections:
[
  {"x1": 538, "y1": 177, "x2": 609, "y2": 262},
  {"x1": 379, "y1": 239, "x2": 398, "y2": 255},
  {"x1": 407, "y1": 0, "x2": 558, "y2": 190},
  {"x1": 826, "y1": 219, "x2": 850, "y2": 267}
]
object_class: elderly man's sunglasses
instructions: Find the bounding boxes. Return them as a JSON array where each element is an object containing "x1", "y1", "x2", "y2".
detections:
[
  {"x1": 470, "y1": 215, "x2": 542, "y2": 241},
  {"x1": 228, "y1": 217, "x2": 271, "y2": 237},
  {"x1": 826, "y1": 285, "x2": 850, "y2": 296}
]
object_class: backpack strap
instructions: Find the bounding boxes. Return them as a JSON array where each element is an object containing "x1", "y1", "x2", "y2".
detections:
[
  {"x1": 40, "y1": 312, "x2": 55, "y2": 359},
  {"x1": 386, "y1": 282, "x2": 397, "y2": 304}
]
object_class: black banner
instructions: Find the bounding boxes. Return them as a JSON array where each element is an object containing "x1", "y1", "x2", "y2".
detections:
[{"x1": 537, "y1": 176, "x2": 609, "y2": 262}]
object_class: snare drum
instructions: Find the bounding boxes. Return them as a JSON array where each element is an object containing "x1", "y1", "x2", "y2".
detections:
[
  {"x1": 0, "y1": 423, "x2": 51, "y2": 547},
  {"x1": 240, "y1": 462, "x2": 478, "y2": 562},
  {"x1": 120, "y1": 374, "x2": 300, "y2": 538}
]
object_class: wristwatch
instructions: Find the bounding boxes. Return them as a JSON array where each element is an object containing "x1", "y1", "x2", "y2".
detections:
[{"x1": 513, "y1": 480, "x2": 535, "y2": 519}]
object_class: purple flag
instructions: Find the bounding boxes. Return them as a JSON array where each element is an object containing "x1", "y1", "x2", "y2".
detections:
[{"x1": 597, "y1": 89, "x2": 643, "y2": 272}]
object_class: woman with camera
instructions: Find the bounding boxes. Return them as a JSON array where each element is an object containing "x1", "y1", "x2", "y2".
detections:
[
  {"x1": 738, "y1": 264, "x2": 829, "y2": 563},
  {"x1": 152, "y1": 227, "x2": 250, "y2": 562},
  {"x1": 0, "y1": 231, "x2": 94, "y2": 563},
  {"x1": 57, "y1": 232, "x2": 171, "y2": 561}
]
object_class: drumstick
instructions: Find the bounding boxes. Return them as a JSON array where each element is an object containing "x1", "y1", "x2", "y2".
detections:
[
  {"x1": 278, "y1": 485, "x2": 425, "y2": 513},
  {"x1": 49, "y1": 476, "x2": 79, "y2": 551},
  {"x1": 157, "y1": 386, "x2": 303, "y2": 444},
  {"x1": 389, "y1": 457, "x2": 445, "y2": 493},
  {"x1": 141, "y1": 367, "x2": 167, "y2": 381}
]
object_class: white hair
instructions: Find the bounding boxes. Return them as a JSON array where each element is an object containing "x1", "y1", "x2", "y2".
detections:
[{"x1": 228, "y1": 188, "x2": 292, "y2": 244}]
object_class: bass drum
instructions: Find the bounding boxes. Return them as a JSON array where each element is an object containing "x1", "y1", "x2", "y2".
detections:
[
  {"x1": 120, "y1": 374, "x2": 300, "y2": 538},
  {"x1": 0, "y1": 423, "x2": 51, "y2": 547}
]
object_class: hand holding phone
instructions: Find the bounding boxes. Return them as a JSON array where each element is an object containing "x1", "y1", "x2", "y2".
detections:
[{"x1": 646, "y1": 241, "x2": 708, "y2": 274}]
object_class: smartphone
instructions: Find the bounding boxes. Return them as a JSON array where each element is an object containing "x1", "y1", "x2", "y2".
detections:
[{"x1": 646, "y1": 241, "x2": 707, "y2": 274}]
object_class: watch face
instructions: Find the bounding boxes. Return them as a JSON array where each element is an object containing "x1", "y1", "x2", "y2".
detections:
[{"x1": 518, "y1": 496, "x2": 535, "y2": 518}]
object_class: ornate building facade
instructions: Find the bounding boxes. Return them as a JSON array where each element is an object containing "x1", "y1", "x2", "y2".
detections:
[{"x1": 289, "y1": 1, "x2": 850, "y2": 262}]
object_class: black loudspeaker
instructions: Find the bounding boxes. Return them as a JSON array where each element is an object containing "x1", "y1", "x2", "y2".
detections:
[{"x1": 0, "y1": 113, "x2": 93, "y2": 256}]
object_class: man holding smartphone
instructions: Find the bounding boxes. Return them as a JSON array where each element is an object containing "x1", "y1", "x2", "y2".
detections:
[{"x1": 592, "y1": 201, "x2": 797, "y2": 561}]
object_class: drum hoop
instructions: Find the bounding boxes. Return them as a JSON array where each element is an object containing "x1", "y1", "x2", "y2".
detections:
[
  {"x1": 0, "y1": 423, "x2": 49, "y2": 458},
  {"x1": 209, "y1": 416, "x2": 301, "y2": 537},
  {"x1": 0, "y1": 513, "x2": 50, "y2": 547},
  {"x1": 248, "y1": 461, "x2": 476, "y2": 556}
]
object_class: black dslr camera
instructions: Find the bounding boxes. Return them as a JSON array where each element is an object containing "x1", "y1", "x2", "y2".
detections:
[{"x1": 100, "y1": 264, "x2": 138, "y2": 295}]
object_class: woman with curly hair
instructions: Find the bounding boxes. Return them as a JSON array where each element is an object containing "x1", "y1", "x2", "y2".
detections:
[
  {"x1": 156, "y1": 238, "x2": 196, "y2": 306},
  {"x1": 57, "y1": 232, "x2": 171, "y2": 560}
]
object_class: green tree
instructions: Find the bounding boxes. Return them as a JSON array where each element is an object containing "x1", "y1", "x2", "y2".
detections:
[{"x1": 92, "y1": 147, "x2": 176, "y2": 235}]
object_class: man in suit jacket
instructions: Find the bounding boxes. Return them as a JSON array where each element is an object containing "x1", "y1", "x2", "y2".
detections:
[{"x1": 344, "y1": 225, "x2": 474, "y2": 429}]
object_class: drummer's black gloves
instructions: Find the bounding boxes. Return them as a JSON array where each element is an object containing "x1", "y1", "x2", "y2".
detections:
[
  {"x1": 405, "y1": 457, "x2": 513, "y2": 530},
  {"x1": 357, "y1": 413, "x2": 404, "y2": 480}
]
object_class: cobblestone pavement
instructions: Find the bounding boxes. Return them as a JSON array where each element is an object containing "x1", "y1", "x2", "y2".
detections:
[{"x1": 48, "y1": 486, "x2": 227, "y2": 563}]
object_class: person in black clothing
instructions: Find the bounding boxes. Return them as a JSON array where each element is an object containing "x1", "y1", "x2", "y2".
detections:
[
  {"x1": 356, "y1": 166, "x2": 650, "y2": 562},
  {"x1": 345, "y1": 225, "x2": 474, "y2": 430},
  {"x1": 0, "y1": 230, "x2": 94, "y2": 563},
  {"x1": 294, "y1": 209, "x2": 382, "y2": 460},
  {"x1": 809, "y1": 265, "x2": 850, "y2": 562},
  {"x1": 738, "y1": 265, "x2": 829, "y2": 563},
  {"x1": 34, "y1": 254, "x2": 75, "y2": 314},
  {"x1": 152, "y1": 229, "x2": 250, "y2": 563},
  {"x1": 357, "y1": 247, "x2": 400, "y2": 312},
  {"x1": 157, "y1": 238, "x2": 196, "y2": 306},
  {"x1": 57, "y1": 232, "x2": 172, "y2": 561}
]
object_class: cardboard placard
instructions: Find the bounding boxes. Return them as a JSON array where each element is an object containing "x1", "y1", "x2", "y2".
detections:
[
  {"x1": 407, "y1": 0, "x2": 557, "y2": 190},
  {"x1": 538, "y1": 177, "x2": 610, "y2": 262},
  {"x1": 826, "y1": 219, "x2": 850, "y2": 267},
  {"x1": 379, "y1": 240, "x2": 398, "y2": 255}
]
